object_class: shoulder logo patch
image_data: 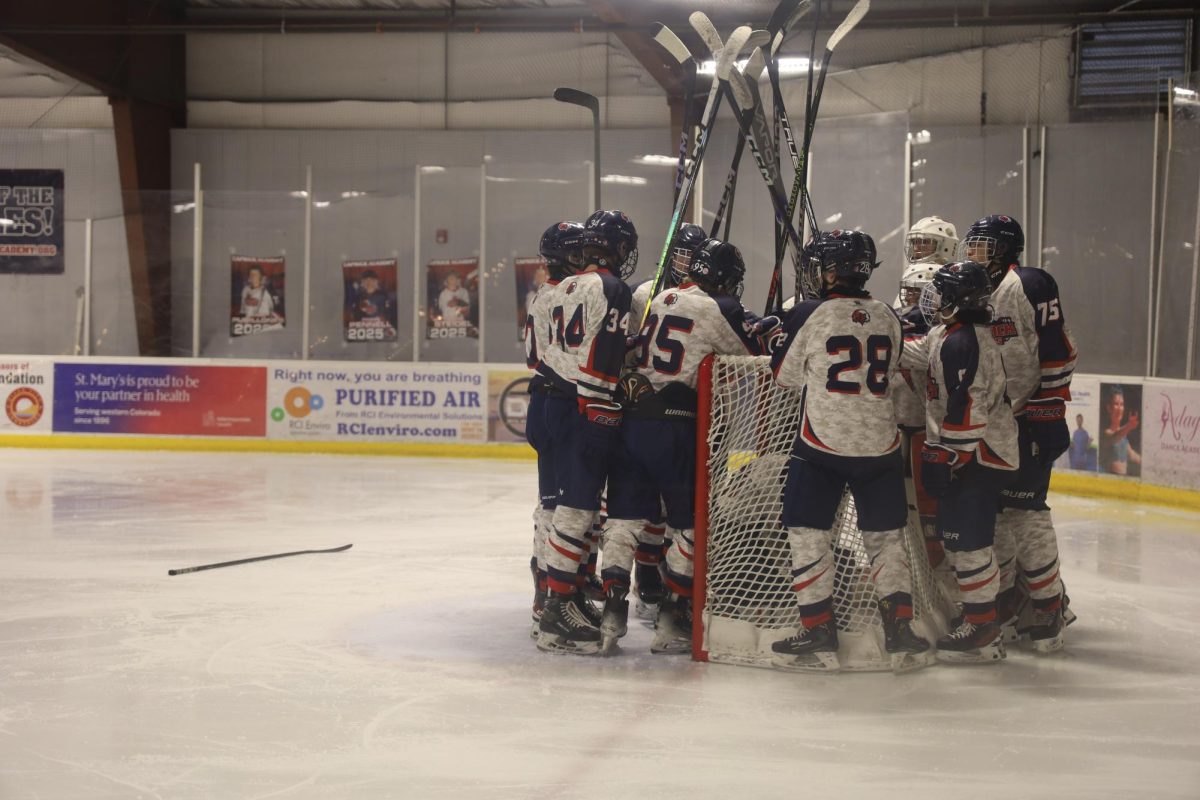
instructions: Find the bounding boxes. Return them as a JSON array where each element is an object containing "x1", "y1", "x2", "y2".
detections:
[
  {"x1": 566, "y1": 281, "x2": 577, "y2": 295},
  {"x1": 991, "y1": 316, "x2": 1018, "y2": 345},
  {"x1": 664, "y1": 292, "x2": 678, "y2": 306},
  {"x1": 851, "y1": 309, "x2": 871, "y2": 326}
]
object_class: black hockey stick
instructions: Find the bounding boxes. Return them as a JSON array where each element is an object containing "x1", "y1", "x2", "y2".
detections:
[
  {"x1": 168, "y1": 543, "x2": 353, "y2": 576},
  {"x1": 554, "y1": 87, "x2": 601, "y2": 209},
  {"x1": 708, "y1": 47, "x2": 766, "y2": 239},
  {"x1": 672, "y1": 62, "x2": 697, "y2": 205}
]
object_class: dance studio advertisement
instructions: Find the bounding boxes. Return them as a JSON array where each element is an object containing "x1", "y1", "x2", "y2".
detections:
[
  {"x1": 267, "y1": 362, "x2": 487, "y2": 443},
  {"x1": 52, "y1": 363, "x2": 266, "y2": 436}
]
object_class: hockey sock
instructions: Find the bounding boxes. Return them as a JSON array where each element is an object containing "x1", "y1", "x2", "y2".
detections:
[
  {"x1": 663, "y1": 527, "x2": 695, "y2": 597},
  {"x1": 546, "y1": 506, "x2": 595, "y2": 595},
  {"x1": 600, "y1": 519, "x2": 640, "y2": 591},
  {"x1": 860, "y1": 529, "x2": 912, "y2": 605},
  {"x1": 1011, "y1": 509, "x2": 1064, "y2": 606},
  {"x1": 952, "y1": 546, "x2": 999, "y2": 624},
  {"x1": 994, "y1": 510, "x2": 1018, "y2": 595},
  {"x1": 785, "y1": 526, "x2": 835, "y2": 616}
]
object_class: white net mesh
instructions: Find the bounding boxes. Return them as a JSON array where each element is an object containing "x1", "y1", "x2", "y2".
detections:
[{"x1": 698, "y1": 355, "x2": 954, "y2": 671}]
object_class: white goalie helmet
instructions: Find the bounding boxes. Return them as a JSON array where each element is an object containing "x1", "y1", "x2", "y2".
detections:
[
  {"x1": 898, "y1": 263, "x2": 939, "y2": 312},
  {"x1": 904, "y1": 215, "x2": 959, "y2": 265}
]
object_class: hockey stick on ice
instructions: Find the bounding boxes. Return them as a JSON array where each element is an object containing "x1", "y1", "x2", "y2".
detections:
[
  {"x1": 638, "y1": 22, "x2": 751, "y2": 329},
  {"x1": 554, "y1": 87, "x2": 601, "y2": 209},
  {"x1": 167, "y1": 543, "x2": 353, "y2": 576}
]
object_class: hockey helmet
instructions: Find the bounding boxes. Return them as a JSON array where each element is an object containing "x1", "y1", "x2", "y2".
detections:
[
  {"x1": 669, "y1": 223, "x2": 708, "y2": 286},
  {"x1": 539, "y1": 221, "x2": 587, "y2": 280},
  {"x1": 926, "y1": 260, "x2": 993, "y2": 323},
  {"x1": 689, "y1": 238, "x2": 746, "y2": 299},
  {"x1": 583, "y1": 209, "x2": 639, "y2": 278},
  {"x1": 904, "y1": 215, "x2": 958, "y2": 265},
  {"x1": 958, "y1": 214, "x2": 1024, "y2": 287},
  {"x1": 898, "y1": 262, "x2": 939, "y2": 311},
  {"x1": 801, "y1": 229, "x2": 880, "y2": 292}
]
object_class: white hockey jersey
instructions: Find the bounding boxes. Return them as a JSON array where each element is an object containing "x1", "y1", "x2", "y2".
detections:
[
  {"x1": 525, "y1": 279, "x2": 565, "y2": 387},
  {"x1": 892, "y1": 306, "x2": 930, "y2": 430},
  {"x1": 772, "y1": 289, "x2": 903, "y2": 458},
  {"x1": 988, "y1": 266, "x2": 1077, "y2": 411},
  {"x1": 533, "y1": 270, "x2": 631, "y2": 402},
  {"x1": 925, "y1": 321, "x2": 1019, "y2": 470},
  {"x1": 633, "y1": 282, "x2": 767, "y2": 393}
]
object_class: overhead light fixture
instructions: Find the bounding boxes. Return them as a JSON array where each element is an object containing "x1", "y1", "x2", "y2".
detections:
[
  {"x1": 634, "y1": 154, "x2": 691, "y2": 167},
  {"x1": 340, "y1": 191, "x2": 368, "y2": 199},
  {"x1": 420, "y1": 165, "x2": 446, "y2": 174},
  {"x1": 697, "y1": 57, "x2": 812, "y2": 76},
  {"x1": 906, "y1": 129, "x2": 932, "y2": 144},
  {"x1": 171, "y1": 203, "x2": 195, "y2": 214},
  {"x1": 313, "y1": 200, "x2": 330, "y2": 208},
  {"x1": 289, "y1": 190, "x2": 308, "y2": 198},
  {"x1": 601, "y1": 174, "x2": 648, "y2": 186}
]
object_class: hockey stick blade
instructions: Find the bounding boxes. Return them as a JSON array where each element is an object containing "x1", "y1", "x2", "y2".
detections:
[
  {"x1": 651, "y1": 23, "x2": 693, "y2": 66},
  {"x1": 553, "y1": 87, "x2": 599, "y2": 112},
  {"x1": 168, "y1": 543, "x2": 353, "y2": 576},
  {"x1": 826, "y1": 0, "x2": 869, "y2": 53}
]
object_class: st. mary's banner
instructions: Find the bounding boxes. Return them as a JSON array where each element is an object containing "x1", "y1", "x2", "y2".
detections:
[
  {"x1": 514, "y1": 256, "x2": 548, "y2": 341},
  {"x1": 343, "y1": 259, "x2": 398, "y2": 343},
  {"x1": 0, "y1": 169, "x2": 64, "y2": 274},
  {"x1": 52, "y1": 362, "x2": 266, "y2": 436},
  {"x1": 426, "y1": 258, "x2": 478, "y2": 339},
  {"x1": 268, "y1": 361, "x2": 486, "y2": 443},
  {"x1": 231, "y1": 255, "x2": 286, "y2": 337}
]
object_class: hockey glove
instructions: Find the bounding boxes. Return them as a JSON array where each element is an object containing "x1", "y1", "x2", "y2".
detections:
[
  {"x1": 750, "y1": 315, "x2": 785, "y2": 355},
  {"x1": 1023, "y1": 397, "x2": 1069, "y2": 465},
  {"x1": 920, "y1": 443, "x2": 969, "y2": 499},
  {"x1": 577, "y1": 398, "x2": 623, "y2": 460}
]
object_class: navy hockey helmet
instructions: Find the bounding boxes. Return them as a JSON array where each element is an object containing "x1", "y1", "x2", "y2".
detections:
[
  {"x1": 669, "y1": 223, "x2": 707, "y2": 286},
  {"x1": 801, "y1": 229, "x2": 880, "y2": 292},
  {"x1": 925, "y1": 260, "x2": 993, "y2": 323},
  {"x1": 959, "y1": 214, "x2": 1024, "y2": 287},
  {"x1": 583, "y1": 209, "x2": 639, "y2": 279},
  {"x1": 689, "y1": 238, "x2": 746, "y2": 299},
  {"x1": 539, "y1": 221, "x2": 587, "y2": 280}
]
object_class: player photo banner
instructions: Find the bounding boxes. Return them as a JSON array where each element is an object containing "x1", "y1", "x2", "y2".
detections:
[
  {"x1": 231, "y1": 255, "x2": 286, "y2": 337},
  {"x1": 52, "y1": 362, "x2": 266, "y2": 437},
  {"x1": 1098, "y1": 381, "x2": 1144, "y2": 479},
  {"x1": 1143, "y1": 382, "x2": 1200, "y2": 492},
  {"x1": 514, "y1": 256, "x2": 549, "y2": 341},
  {"x1": 0, "y1": 169, "x2": 64, "y2": 274},
  {"x1": 343, "y1": 259, "x2": 398, "y2": 343},
  {"x1": 426, "y1": 258, "x2": 478, "y2": 339}
]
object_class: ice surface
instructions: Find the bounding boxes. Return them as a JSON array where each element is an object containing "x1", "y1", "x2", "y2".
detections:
[{"x1": 1, "y1": 449, "x2": 1198, "y2": 799}]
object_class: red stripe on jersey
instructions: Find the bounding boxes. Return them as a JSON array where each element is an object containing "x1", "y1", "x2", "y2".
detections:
[
  {"x1": 1034, "y1": 385, "x2": 1072, "y2": 401},
  {"x1": 977, "y1": 441, "x2": 1014, "y2": 469},
  {"x1": 801, "y1": 417, "x2": 837, "y2": 453}
]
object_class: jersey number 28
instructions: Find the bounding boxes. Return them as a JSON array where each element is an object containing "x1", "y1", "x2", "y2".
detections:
[{"x1": 826, "y1": 334, "x2": 892, "y2": 396}]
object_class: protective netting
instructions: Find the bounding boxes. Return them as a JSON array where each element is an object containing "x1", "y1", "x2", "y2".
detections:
[{"x1": 697, "y1": 355, "x2": 953, "y2": 671}]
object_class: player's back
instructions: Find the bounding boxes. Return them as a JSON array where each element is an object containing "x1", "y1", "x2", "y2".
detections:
[
  {"x1": 773, "y1": 293, "x2": 902, "y2": 458},
  {"x1": 550, "y1": 270, "x2": 631, "y2": 401},
  {"x1": 989, "y1": 265, "x2": 1076, "y2": 411},
  {"x1": 528, "y1": 279, "x2": 575, "y2": 394},
  {"x1": 634, "y1": 283, "x2": 763, "y2": 393}
]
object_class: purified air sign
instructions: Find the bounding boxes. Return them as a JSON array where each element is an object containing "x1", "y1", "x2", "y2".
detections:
[{"x1": 0, "y1": 169, "x2": 64, "y2": 274}]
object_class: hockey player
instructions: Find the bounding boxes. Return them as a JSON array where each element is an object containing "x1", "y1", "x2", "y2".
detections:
[
  {"x1": 769, "y1": 229, "x2": 932, "y2": 673},
  {"x1": 921, "y1": 261, "x2": 1019, "y2": 664},
  {"x1": 536, "y1": 209, "x2": 636, "y2": 656},
  {"x1": 601, "y1": 238, "x2": 778, "y2": 655},
  {"x1": 608, "y1": 221, "x2": 709, "y2": 617},
  {"x1": 893, "y1": 216, "x2": 958, "y2": 309},
  {"x1": 524, "y1": 221, "x2": 587, "y2": 637},
  {"x1": 960, "y1": 215, "x2": 1076, "y2": 653}
]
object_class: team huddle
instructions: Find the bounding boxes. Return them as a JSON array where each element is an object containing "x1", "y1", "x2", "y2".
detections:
[{"x1": 523, "y1": 208, "x2": 1077, "y2": 672}]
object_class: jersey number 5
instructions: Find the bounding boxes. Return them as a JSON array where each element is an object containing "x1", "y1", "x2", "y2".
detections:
[{"x1": 826, "y1": 334, "x2": 892, "y2": 396}]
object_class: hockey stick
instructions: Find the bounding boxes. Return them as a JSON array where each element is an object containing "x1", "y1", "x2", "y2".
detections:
[
  {"x1": 554, "y1": 87, "x2": 601, "y2": 209},
  {"x1": 167, "y1": 543, "x2": 353, "y2": 576},
  {"x1": 638, "y1": 23, "x2": 752, "y2": 329},
  {"x1": 708, "y1": 47, "x2": 767, "y2": 239}
]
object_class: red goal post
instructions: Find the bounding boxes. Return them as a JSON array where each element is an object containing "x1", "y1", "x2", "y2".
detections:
[{"x1": 692, "y1": 353, "x2": 954, "y2": 671}]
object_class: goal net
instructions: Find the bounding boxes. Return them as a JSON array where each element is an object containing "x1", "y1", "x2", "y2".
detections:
[{"x1": 694, "y1": 354, "x2": 955, "y2": 671}]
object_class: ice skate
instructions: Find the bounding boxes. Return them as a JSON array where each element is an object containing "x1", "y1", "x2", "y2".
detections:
[
  {"x1": 634, "y1": 562, "x2": 664, "y2": 620},
  {"x1": 536, "y1": 594, "x2": 601, "y2": 656},
  {"x1": 650, "y1": 593, "x2": 692, "y2": 654},
  {"x1": 599, "y1": 586, "x2": 629, "y2": 655},
  {"x1": 879, "y1": 599, "x2": 934, "y2": 673},
  {"x1": 1026, "y1": 606, "x2": 1065, "y2": 654},
  {"x1": 936, "y1": 619, "x2": 1005, "y2": 664},
  {"x1": 771, "y1": 621, "x2": 840, "y2": 672},
  {"x1": 530, "y1": 586, "x2": 546, "y2": 640},
  {"x1": 571, "y1": 589, "x2": 603, "y2": 629},
  {"x1": 580, "y1": 573, "x2": 605, "y2": 602}
]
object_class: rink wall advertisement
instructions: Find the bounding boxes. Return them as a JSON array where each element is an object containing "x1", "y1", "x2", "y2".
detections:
[
  {"x1": 2, "y1": 358, "x2": 1198, "y2": 500},
  {"x1": 267, "y1": 361, "x2": 487, "y2": 444}
]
